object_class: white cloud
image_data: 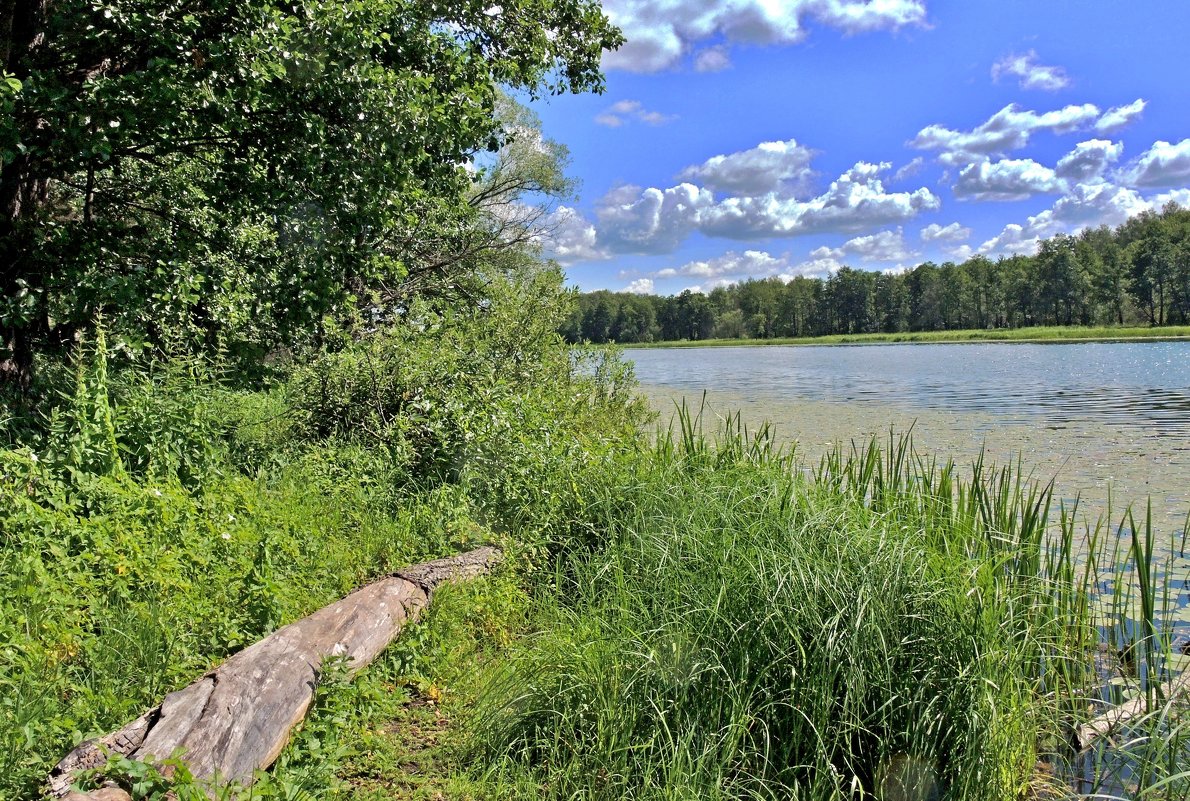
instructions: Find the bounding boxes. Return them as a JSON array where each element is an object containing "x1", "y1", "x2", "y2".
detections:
[
  {"x1": 593, "y1": 159, "x2": 938, "y2": 253},
  {"x1": 991, "y1": 51, "x2": 1070, "y2": 91},
  {"x1": 676, "y1": 138, "x2": 816, "y2": 195},
  {"x1": 539, "y1": 206, "x2": 606, "y2": 264},
  {"x1": 654, "y1": 249, "x2": 788, "y2": 280},
  {"x1": 601, "y1": 0, "x2": 927, "y2": 73},
  {"x1": 693, "y1": 45, "x2": 731, "y2": 72},
  {"x1": 1095, "y1": 99, "x2": 1146, "y2": 133},
  {"x1": 594, "y1": 99, "x2": 677, "y2": 127},
  {"x1": 810, "y1": 228, "x2": 913, "y2": 262},
  {"x1": 920, "y1": 222, "x2": 971, "y2": 243},
  {"x1": 684, "y1": 277, "x2": 739, "y2": 294},
  {"x1": 1152, "y1": 188, "x2": 1190, "y2": 209},
  {"x1": 1055, "y1": 139, "x2": 1123, "y2": 181},
  {"x1": 891, "y1": 157, "x2": 925, "y2": 182},
  {"x1": 1117, "y1": 139, "x2": 1190, "y2": 188},
  {"x1": 953, "y1": 158, "x2": 1063, "y2": 201},
  {"x1": 781, "y1": 256, "x2": 845, "y2": 279},
  {"x1": 909, "y1": 103, "x2": 1101, "y2": 165},
  {"x1": 978, "y1": 179, "x2": 1150, "y2": 257},
  {"x1": 596, "y1": 182, "x2": 714, "y2": 254},
  {"x1": 623, "y1": 278, "x2": 655, "y2": 294},
  {"x1": 941, "y1": 244, "x2": 973, "y2": 262},
  {"x1": 699, "y1": 161, "x2": 941, "y2": 240},
  {"x1": 1047, "y1": 181, "x2": 1148, "y2": 228}
]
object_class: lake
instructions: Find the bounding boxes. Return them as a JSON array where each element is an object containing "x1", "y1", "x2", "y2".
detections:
[{"x1": 627, "y1": 340, "x2": 1190, "y2": 538}]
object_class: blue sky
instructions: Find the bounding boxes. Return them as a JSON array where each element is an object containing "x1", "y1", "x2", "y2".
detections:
[{"x1": 527, "y1": 1, "x2": 1190, "y2": 295}]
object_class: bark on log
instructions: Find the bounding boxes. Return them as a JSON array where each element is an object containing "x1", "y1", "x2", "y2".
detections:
[
  {"x1": 1074, "y1": 667, "x2": 1190, "y2": 752},
  {"x1": 48, "y1": 546, "x2": 501, "y2": 798}
]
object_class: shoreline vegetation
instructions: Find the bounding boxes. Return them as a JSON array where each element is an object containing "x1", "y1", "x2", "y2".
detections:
[
  {"x1": 616, "y1": 323, "x2": 1190, "y2": 348},
  {"x1": 4, "y1": 4, "x2": 1189, "y2": 800}
]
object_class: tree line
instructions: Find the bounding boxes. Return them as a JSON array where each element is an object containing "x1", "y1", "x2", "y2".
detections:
[{"x1": 562, "y1": 203, "x2": 1190, "y2": 343}]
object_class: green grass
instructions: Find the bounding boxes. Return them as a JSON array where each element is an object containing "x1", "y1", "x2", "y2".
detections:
[
  {"x1": 463, "y1": 407, "x2": 1190, "y2": 800},
  {"x1": 622, "y1": 324, "x2": 1190, "y2": 349}
]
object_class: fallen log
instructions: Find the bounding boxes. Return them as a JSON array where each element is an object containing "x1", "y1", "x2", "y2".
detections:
[
  {"x1": 1074, "y1": 666, "x2": 1190, "y2": 752},
  {"x1": 50, "y1": 546, "x2": 501, "y2": 800}
]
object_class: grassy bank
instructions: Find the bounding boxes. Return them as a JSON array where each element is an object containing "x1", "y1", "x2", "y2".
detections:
[
  {"x1": 5, "y1": 327, "x2": 1189, "y2": 800},
  {"x1": 621, "y1": 324, "x2": 1190, "y2": 349},
  {"x1": 462, "y1": 412, "x2": 1190, "y2": 800}
]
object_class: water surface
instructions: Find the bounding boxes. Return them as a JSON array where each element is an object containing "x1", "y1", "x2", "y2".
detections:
[{"x1": 628, "y1": 341, "x2": 1190, "y2": 535}]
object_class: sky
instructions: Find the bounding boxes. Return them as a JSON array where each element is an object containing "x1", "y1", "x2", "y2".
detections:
[{"x1": 526, "y1": 1, "x2": 1190, "y2": 296}]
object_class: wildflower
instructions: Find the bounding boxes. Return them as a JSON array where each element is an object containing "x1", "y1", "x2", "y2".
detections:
[
  {"x1": 221, "y1": 532, "x2": 231, "y2": 541},
  {"x1": 152, "y1": 489, "x2": 163, "y2": 497},
  {"x1": 28, "y1": 452, "x2": 38, "y2": 463},
  {"x1": 227, "y1": 513, "x2": 236, "y2": 522}
]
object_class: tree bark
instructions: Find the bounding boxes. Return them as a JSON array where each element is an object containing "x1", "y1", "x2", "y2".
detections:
[{"x1": 48, "y1": 546, "x2": 501, "y2": 799}]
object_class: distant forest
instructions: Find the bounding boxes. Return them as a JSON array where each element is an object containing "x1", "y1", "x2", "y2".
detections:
[{"x1": 562, "y1": 203, "x2": 1190, "y2": 343}]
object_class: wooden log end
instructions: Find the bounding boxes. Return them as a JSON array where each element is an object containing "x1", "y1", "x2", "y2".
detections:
[{"x1": 395, "y1": 545, "x2": 502, "y2": 593}]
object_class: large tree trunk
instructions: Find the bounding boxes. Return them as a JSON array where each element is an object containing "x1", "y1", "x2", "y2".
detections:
[{"x1": 49, "y1": 546, "x2": 501, "y2": 799}]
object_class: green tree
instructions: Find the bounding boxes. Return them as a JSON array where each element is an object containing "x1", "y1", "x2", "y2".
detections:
[{"x1": 0, "y1": 0, "x2": 621, "y2": 385}]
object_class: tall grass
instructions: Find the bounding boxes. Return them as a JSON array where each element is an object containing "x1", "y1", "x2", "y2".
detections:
[{"x1": 470, "y1": 405, "x2": 1190, "y2": 800}]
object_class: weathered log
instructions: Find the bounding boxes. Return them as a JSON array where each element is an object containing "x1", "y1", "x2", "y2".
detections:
[
  {"x1": 1074, "y1": 667, "x2": 1190, "y2": 752},
  {"x1": 49, "y1": 546, "x2": 501, "y2": 798}
]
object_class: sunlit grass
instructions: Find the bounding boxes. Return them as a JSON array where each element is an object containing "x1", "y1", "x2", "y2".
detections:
[{"x1": 468, "y1": 404, "x2": 1190, "y2": 800}]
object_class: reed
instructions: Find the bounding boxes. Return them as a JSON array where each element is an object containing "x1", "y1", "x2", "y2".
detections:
[{"x1": 470, "y1": 405, "x2": 1190, "y2": 800}]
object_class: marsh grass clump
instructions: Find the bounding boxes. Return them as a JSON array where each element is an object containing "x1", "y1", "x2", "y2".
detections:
[{"x1": 472, "y1": 407, "x2": 1077, "y2": 800}]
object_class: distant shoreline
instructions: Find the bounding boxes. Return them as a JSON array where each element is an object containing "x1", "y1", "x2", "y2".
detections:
[{"x1": 614, "y1": 325, "x2": 1190, "y2": 349}]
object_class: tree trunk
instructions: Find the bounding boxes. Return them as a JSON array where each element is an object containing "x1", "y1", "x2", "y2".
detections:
[
  {"x1": 1, "y1": 0, "x2": 53, "y2": 389},
  {"x1": 49, "y1": 546, "x2": 502, "y2": 799}
]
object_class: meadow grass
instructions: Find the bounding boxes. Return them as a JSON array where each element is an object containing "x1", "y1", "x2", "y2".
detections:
[
  {"x1": 464, "y1": 406, "x2": 1190, "y2": 800},
  {"x1": 623, "y1": 324, "x2": 1190, "y2": 349}
]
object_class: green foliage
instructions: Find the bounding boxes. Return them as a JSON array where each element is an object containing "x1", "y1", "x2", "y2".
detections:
[
  {"x1": 564, "y1": 204, "x2": 1190, "y2": 344},
  {"x1": 0, "y1": 0, "x2": 622, "y2": 381}
]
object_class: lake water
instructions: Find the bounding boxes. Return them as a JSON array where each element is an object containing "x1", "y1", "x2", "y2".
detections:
[{"x1": 627, "y1": 341, "x2": 1190, "y2": 537}]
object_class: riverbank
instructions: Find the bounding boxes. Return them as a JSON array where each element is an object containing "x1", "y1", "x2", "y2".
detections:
[{"x1": 622, "y1": 324, "x2": 1190, "y2": 348}]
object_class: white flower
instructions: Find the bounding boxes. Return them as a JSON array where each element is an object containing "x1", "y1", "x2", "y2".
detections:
[
  {"x1": 227, "y1": 513, "x2": 236, "y2": 522},
  {"x1": 152, "y1": 489, "x2": 163, "y2": 497},
  {"x1": 28, "y1": 452, "x2": 38, "y2": 463},
  {"x1": 221, "y1": 532, "x2": 231, "y2": 541}
]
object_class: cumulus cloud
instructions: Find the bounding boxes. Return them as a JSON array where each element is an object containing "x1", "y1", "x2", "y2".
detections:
[
  {"x1": 909, "y1": 103, "x2": 1101, "y2": 165},
  {"x1": 1117, "y1": 139, "x2": 1190, "y2": 188},
  {"x1": 953, "y1": 159, "x2": 1064, "y2": 201},
  {"x1": 978, "y1": 180, "x2": 1149, "y2": 256},
  {"x1": 699, "y1": 162, "x2": 941, "y2": 240},
  {"x1": 653, "y1": 249, "x2": 789, "y2": 280},
  {"x1": 1055, "y1": 139, "x2": 1123, "y2": 181},
  {"x1": 594, "y1": 99, "x2": 677, "y2": 127},
  {"x1": 683, "y1": 277, "x2": 740, "y2": 294},
  {"x1": 1095, "y1": 99, "x2": 1146, "y2": 132},
  {"x1": 594, "y1": 160, "x2": 939, "y2": 253},
  {"x1": 920, "y1": 222, "x2": 971, "y2": 243},
  {"x1": 596, "y1": 182, "x2": 714, "y2": 254},
  {"x1": 538, "y1": 206, "x2": 606, "y2": 264},
  {"x1": 693, "y1": 45, "x2": 731, "y2": 72},
  {"x1": 601, "y1": 0, "x2": 927, "y2": 73},
  {"x1": 676, "y1": 139, "x2": 816, "y2": 195},
  {"x1": 623, "y1": 278, "x2": 655, "y2": 294},
  {"x1": 656, "y1": 249, "x2": 785, "y2": 280},
  {"x1": 991, "y1": 51, "x2": 1070, "y2": 91},
  {"x1": 810, "y1": 228, "x2": 913, "y2": 262},
  {"x1": 781, "y1": 256, "x2": 846, "y2": 279}
]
